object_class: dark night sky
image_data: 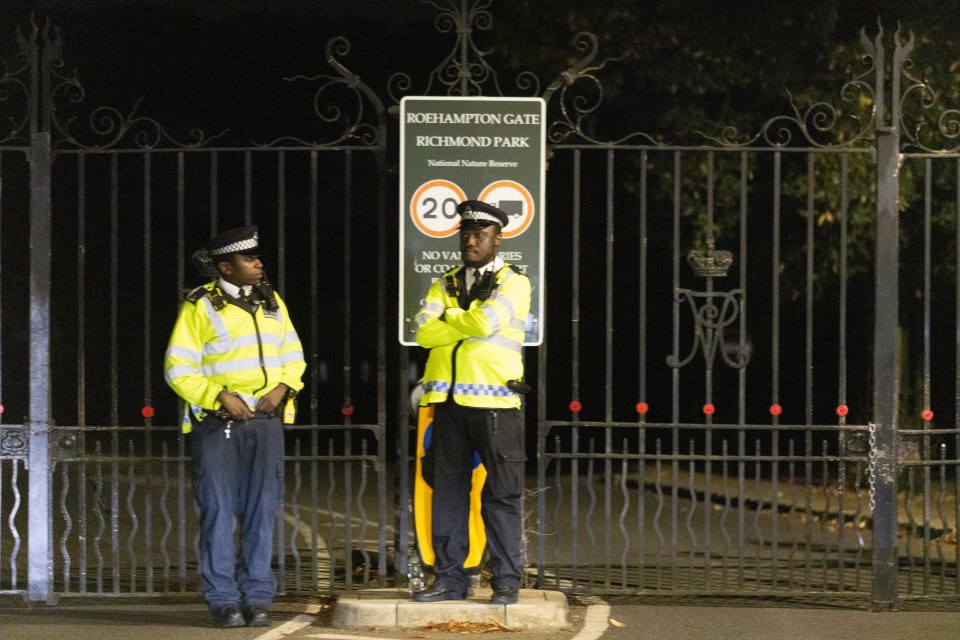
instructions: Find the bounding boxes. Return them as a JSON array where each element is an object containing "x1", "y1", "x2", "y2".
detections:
[{"x1": 0, "y1": 1, "x2": 455, "y2": 144}]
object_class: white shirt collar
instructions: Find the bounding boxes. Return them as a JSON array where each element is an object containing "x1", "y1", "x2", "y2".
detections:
[
  {"x1": 217, "y1": 278, "x2": 251, "y2": 298},
  {"x1": 466, "y1": 256, "x2": 503, "y2": 288}
]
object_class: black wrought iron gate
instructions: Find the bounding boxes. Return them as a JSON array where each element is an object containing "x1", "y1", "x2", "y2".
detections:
[{"x1": 0, "y1": 7, "x2": 959, "y2": 611}]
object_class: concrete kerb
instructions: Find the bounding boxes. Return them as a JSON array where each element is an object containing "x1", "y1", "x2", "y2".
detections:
[{"x1": 332, "y1": 588, "x2": 571, "y2": 629}]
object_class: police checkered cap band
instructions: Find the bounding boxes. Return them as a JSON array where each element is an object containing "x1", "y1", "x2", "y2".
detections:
[
  {"x1": 460, "y1": 208, "x2": 504, "y2": 226},
  {"x1": 208, "y1": 233, "x2": 258, "y2": 255},
  {"x1": 203, "y1": 225, "x2": 260, "y2": 256},
  {"x1": 456, "y1": 200, "x2": 508, "y2": 227}
]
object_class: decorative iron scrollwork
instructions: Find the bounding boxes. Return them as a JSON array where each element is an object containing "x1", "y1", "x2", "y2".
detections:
[
  {"x1": 0, "y1": 425, "x2": 27, "y2": 458},
  {"x1": 0, "y1": 26, "x2": 33, "y2": 144},
  {"x1": 266, "y1": 36, "x2": 385, "y2": 147},
  {"x1": 667, "y1": 288, "x2": 749, "y2": 371},
  {"x1": 58, "y1": 98, "x2": 227, "y2": 150},
  {"x1": 701, "y1": 28, "x2": 878, "y2": 149},
  {"x1": 390, "y1": 0, "x2": 518, "y2": 101},
  {"x1": 0, "y1": 17, "x2": 226, "y2": 150},
  {"x1": 543, "y1": 32, "x2": 658, "y2": 146},
  {"x1": 894, "y1": 23, "x2": 960, "y2": 152}
]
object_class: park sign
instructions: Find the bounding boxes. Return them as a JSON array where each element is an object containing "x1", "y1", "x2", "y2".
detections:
[{"x1": 398, "y1": 96, "x2": 545, "y2": 346}]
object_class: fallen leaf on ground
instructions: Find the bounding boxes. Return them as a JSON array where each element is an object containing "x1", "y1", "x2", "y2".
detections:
[{"x1": 420, "y1": 620, "x2": 518, "y2": 633}]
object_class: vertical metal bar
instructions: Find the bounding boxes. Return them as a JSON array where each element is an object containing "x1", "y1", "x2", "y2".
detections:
[
  {"x1": 921, "y1": 158, "x2": 933, "y2": 591},
  {"x1": 0, "y1": 151, "x2": 4, "y2": 419},
  {"x1": 837, "y1": 153, "x2": 850, "y2": 590},
  {"x1": 27, "y1": 130, "x2": 52, "y2": 603},
  {"x1": 309, "y1": 150, "x2": 321, "y2": 587},
  {"x1": 702, "y1": 151, "x2": 714, "y2": 587},
  {"x1": 142, "y1": 152, "x2": 154, "y2": 594},
  {"x1": 771, "y1": 151, "x2": 782, "y2": 586},
  {"x1": 76, "y1": 154, "x2": 88, "y2": 593},
  {"x1": 457, "y1": 0, "x2": 469, "y2": 96},
  {"x1": 175, "y1": 152, "x2": 188, "y2": 592},
  {"x1": 872, "y1": 128, "x2": 900, "y2": 609},
  {"x1": 603, "y1": 151, "x2": 615, "y2": 586},
  {"x1": 374, "y1": 147, "x2": 389, "y2": 585},
  {"x1": 571, "y1": 150, "x2": 581, "y2": 416},
  {"x1": 26, "y1": 24, "x2": 38, "y2": 135},
  {"x1": 954, "y1": 157, "x2": 960, "y2": 597},
  {"x1": 570, "y1": 427, "x2": 579, "y2": 588},
  {"x1": 670, "y1": 151, "x2": 681, "y2": 583},
  {"x1": 343, "y1": 151, "x2": 353, "y2": 408},
  {"x1": 804, "y1": 153, "x2": 815, "y2": 587},
  {"x1": 737, "y1": 151, "x2": 749, "y2": 587},
  {"x1": 93, "y1": 446, "x2": 104, "y2": 593},
  {"x1": 9, "y1": 461, "x2": 24, "y2": 590},
  {"x1": 904, "y1": 464, "x2": 916, "y2": 594},
  {"x1": 342, "y1": 151, "x2": 354, "y2": 588},
  {"x1": 602, "y1": 428, "x2": 612, "y2": 588},
  {"x1": 605, "y1": 150, "x2": 614, "y2": 422},
  {"x1": 737, "y1": 151, "x2": 748, "y2": 424},
  {"x1": 671, "y1": 151, "x2": 681, "y2": 423},
  {"x1": 109, "y1": 153, "x2": 120, "y2": 594},
  {"x1": 618, "y1": 444, "x2": 629, "y2": 589},
  {"x1": 637, "y1": 150, "x2": 648, "y2": 587},
  {"x1": 126, "y1": 441, "x2": 140, "y2": 593},
  {"x1": 805, "y1": 154, "x2": 816, "y2": 424},
  {"x1": 787, "y1": 439, "x2": 797, "y2": 587},
  {"x1": 719, "y1": 440, "x2": 730, "y2": 589},
  {"x1": 309, "y1": 150, "x2": 320, "y2": 426},
  {"x1": 638, "y1": 150, "x2": 648, "y2": 413},
  {"x1": 536, "y1": 141, "x2": 550, "y2": 589}
]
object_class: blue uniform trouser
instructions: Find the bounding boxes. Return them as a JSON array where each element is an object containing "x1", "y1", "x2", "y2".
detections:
[
  {"x1": 191, "y1": 414, "x2": 284, "y2": 611},
  {"x1": 428, "y1": 401, "x2": 526, "y2": 593}
]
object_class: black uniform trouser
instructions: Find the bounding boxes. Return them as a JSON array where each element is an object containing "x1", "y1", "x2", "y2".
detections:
[
  {"x1": 191, "y1": 414, "x2": 285, "y2": 611},
  {"x1": 428, "y1": 401, "x2": 526, "y2": 592}
]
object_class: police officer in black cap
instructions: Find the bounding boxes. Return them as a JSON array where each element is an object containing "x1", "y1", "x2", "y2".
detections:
[
  {"x1": 164, "y1": 225, "x2": 306, "y2": 628},
  {"x1": 413, "y1": 200, "x2": 532, "y2": 605}
]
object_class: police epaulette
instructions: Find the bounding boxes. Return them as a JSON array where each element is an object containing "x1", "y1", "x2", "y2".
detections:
[
  {"x1": 184, "y1": 286, "x2": 208, "y2": 304},
  {"x1": 185, "y1": 285, "x2": 227, "y2": 310}
]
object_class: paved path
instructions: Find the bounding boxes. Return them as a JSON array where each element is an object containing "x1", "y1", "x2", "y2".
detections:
[{"x1": 3, "y1": 593, "x2": 960, "y2": 640}]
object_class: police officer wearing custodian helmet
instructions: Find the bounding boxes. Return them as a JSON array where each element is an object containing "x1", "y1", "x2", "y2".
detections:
[
  {"x1": 164, "y1": 225, "x2": 306, "y2": 628},
  {"x1": 413, "y1": 200, "x2": 532, "y2": 605}
]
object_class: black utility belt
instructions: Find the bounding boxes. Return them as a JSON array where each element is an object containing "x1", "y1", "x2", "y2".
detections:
[{"x1": 208, "y1": 411, "x2": 278, "y2": 422}]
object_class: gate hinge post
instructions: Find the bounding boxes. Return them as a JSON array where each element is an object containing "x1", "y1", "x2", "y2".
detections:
[
  {"x1": 870, "y1": 128, "x2": 900, "y2": 609},
  {"x1": 27, "y1": 130, "x2": 54, "y2": 603}
]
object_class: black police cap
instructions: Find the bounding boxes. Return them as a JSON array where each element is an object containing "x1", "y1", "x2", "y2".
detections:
[
  {"x1": 203, "y1": 225, "x2": 261, "y2": 257},
  {"x1": 456, "y1": 200, "x2": 509, "y2": 229}
]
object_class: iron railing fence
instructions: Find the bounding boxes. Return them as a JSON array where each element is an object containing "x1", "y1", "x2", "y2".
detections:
[
  {"x1": 532, "y1": 142, "x2": 884, "y2": 602},
  {"x1": 39, "y1": 143, "x2": 389, "y2": 599},
  {"x1": 536, "y1": 422, "x2": 875, "y2": 598},
  {"x1": 893, "y1": 153, "x2": 960, "y2": 602},
  {"x1": 6, "y1": 4, "x2": 960, "y2": 610},
  {"x1": 0, "y1": 423, "x2": 387, "y2": 597}
]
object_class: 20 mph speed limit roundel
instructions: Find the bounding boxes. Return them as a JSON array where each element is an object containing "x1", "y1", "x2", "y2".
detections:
[{"x1": 409, "y1": 179, "x2": 468, "y2": 238}]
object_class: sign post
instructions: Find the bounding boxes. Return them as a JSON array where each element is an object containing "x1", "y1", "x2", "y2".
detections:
[{"x1": 398, "y1": 96, "x2": 546, "y2": 346}]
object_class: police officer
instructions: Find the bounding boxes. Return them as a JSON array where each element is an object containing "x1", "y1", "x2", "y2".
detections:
[
  {"x1": 164, "y1": 225, "x2": 306, "y2": 628},
  {"x1": 413, "y1": 200, "x2": 531, "y2": 605}
]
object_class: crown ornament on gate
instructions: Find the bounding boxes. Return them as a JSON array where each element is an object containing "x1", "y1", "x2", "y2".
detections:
[{"x1": 686, "y1": 239, "x2": 733, "y2": 278}]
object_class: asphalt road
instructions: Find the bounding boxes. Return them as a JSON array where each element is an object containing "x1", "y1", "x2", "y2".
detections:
[{"x1": 3, "y1": 593, "x2": 960, "y2": 640}]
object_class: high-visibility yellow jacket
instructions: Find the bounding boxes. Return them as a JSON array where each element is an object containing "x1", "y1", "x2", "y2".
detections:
[
  {"x1": 164, "y1": 282, "x2": 306, "y2": 432},
  {"x1": 415, "y1": 263, "x2": 530, "y2": 409}
]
